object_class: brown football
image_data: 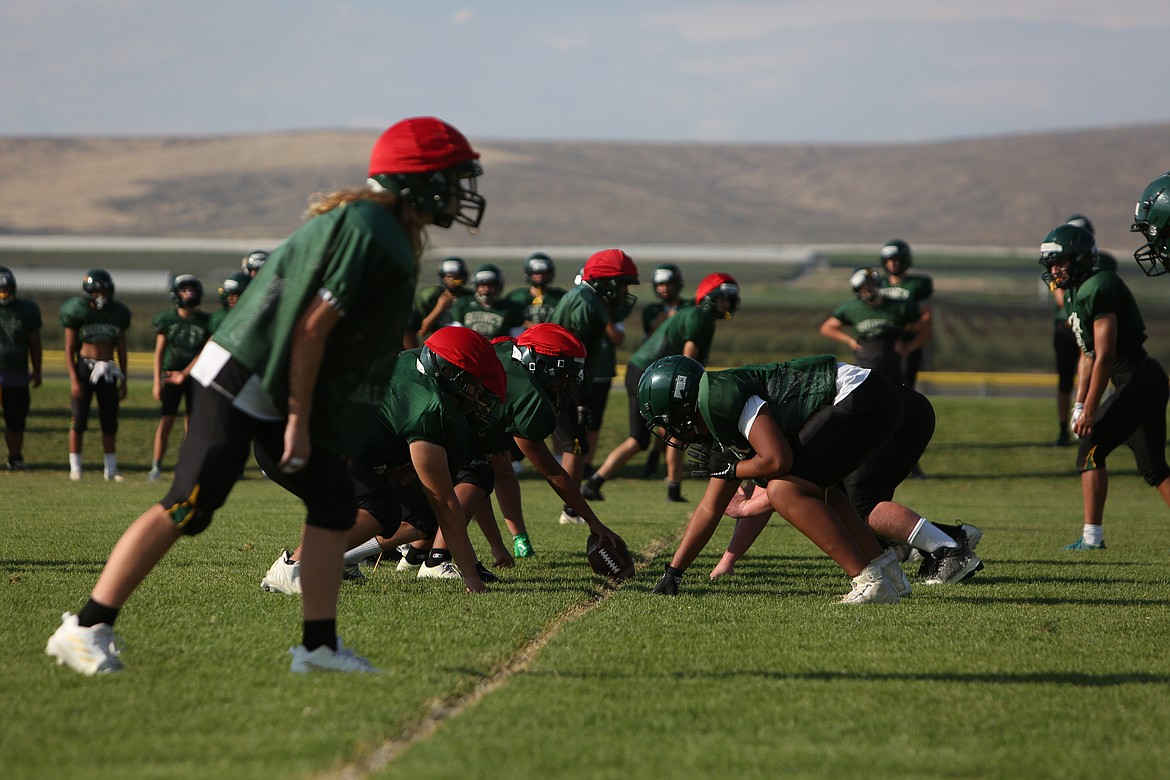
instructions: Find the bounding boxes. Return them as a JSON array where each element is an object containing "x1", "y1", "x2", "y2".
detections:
[{"x1": 586, "y1": 533, "x2": 636, "y2": 580}]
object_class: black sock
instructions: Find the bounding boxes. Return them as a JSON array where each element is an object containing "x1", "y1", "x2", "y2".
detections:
[
  {"x1": 78, "y1": 598, "x2": 120, "y2": 628},
  {"x1": 426, "y1": 548, "x2": 452, "y2": 566},
  {"x1": 302, "y1": 619, "x2": 337, "y2": 652},
  {"x1": 404, "y1": 546, "x2": 429, "y2": 565},
  {"x1": 563, "y1": 505, "x2": 579, "y2": 517},
  {"x1": 665, "y1": 565, "x2": 685, "y2": 578},
  {"x1": 667, "y1": 481, "x2": 682, "y2": 501},
  {"x1": 587, "y1": 474, "x2": 606, "y2": 489}
]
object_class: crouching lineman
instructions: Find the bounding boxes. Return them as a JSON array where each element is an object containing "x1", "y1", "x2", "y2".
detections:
[
  {"x1": 640, "y1": 355, "x2": 909, "y2": 604},
  {"x1": 710, "y1": 384, "x2": 983, "y2": 586},
  {"x1": 260, "y1": 326, "x2": 506, "y2": 595}
]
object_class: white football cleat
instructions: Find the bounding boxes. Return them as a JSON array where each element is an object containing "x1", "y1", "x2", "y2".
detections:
[
  {"x1": 876, "y1": 547, "x2": 912, "y2": 597},
  {"x1": 289, "y1": 639, "x2": 379, "y2": 673},
  {"x1": 46, "y1": 612, "x2": 124, "y2": 675},
  {"x1": 838, "y1": 564, "x2": 901, "y2": 605},
  {"x1": 260, "y1": 549, "x2": 302, "y2": 594},
  {"x1": 417, "y1": 560, "x2": 462, "y2": 580}
]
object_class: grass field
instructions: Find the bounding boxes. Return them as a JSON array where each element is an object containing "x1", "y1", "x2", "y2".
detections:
[{"x1": 3, "y1": 381, "x2": 1170, "y2": 780}]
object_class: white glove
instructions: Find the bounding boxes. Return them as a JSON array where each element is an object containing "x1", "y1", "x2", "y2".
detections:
[{"x1": 1070, "y1": 402, "x2": 1084, "y2": 434}]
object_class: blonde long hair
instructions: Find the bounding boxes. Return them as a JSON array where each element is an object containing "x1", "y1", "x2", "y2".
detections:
[{"x1": 305, "y1": 187, "x2": 428, "y2": 256}]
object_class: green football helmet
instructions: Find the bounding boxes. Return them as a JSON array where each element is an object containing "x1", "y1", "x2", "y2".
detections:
[
  {"x1": 1063, "y1": 213, "x2": 1095, "y2": 236},
  {"x1": 879, "y1": 239, "x2": 912, "y2": 275},
  {"x1": 1039, "y1": 223, "x2": 1097, "y2": 290},
  {"x1": 651, "y1": 263, "x2": 684, "y2": 300},
  {"x1": 218, "y1": 271, "x2": 251, "y2": 308},
  {"x1": 82, "y1": 269, "x2": 115, "y2": 310},
  {"x1": 1131, "y1": 171, "x2": 1170, "y2": 277},
  {"x1": 637, "y1": 355, "x2": 706, "y2": 447},
  {"x1": 241, "y1": 250, "x2": 269, "y2": 275},
  {"x1": 850, "y1": 267, "x2": 884, "y2": 303},
  {"x1": 170, "y1": 274, "x2": 203, "y2": 308},
  {"x1": 472, "y1": 263, "x2": 503, "y2": 306},
  {"x1": 524, "y1": 252, "x2": 555, "y2": 286}
]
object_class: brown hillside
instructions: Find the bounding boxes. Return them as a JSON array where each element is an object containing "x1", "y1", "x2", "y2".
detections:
[{"x1": 2, "y1": 124, "x2": 1168, "y2": 251}]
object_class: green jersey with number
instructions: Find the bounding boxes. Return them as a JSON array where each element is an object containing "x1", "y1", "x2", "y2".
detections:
[
  {"x1": 1067, "y1": 270, "x2": 1147, "y2": 367},
  {"x1": 211, "y1": 199, "x2": 417, "y2": 455},
  {"x1": 880, "y1": 274, "x2": 933, "y2": 304},
  {"x1": 451, "y1": 296, "x2": 524, "y2": 339}
]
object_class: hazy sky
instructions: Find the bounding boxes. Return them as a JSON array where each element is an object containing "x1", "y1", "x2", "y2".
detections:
[{"x1": 4, "y1": 1, "x2": 1169, "y2": 143}]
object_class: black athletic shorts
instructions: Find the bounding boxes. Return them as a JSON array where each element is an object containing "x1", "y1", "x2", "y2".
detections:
[
  {"x1": 1076, "y1": 355, "x2": 1170, "y2": 486},
  {"x1": 161, "y1": 380, "x2": 356, "y2": 534},
  {"x1": 158, "y1": 375, "x2": 196, "y2": 417},
  {"x1": 841, "y1": 385, "x2": 935, "y2": 520},
  {"x1": 70, "y1": 359, "x2": 120, "y2": 435},
  {"x1": 624, "y1": 363, "x2": 652, "y2": 447},
  {"x1": 0, "y1": 384, "x2": 31, "y2": 432},
  {"x1": 349, "y1": 459, "x2": 438, "y2": 538},
  {"x1": 785, "y1": 371, "x2": 904, "y2": 489}
]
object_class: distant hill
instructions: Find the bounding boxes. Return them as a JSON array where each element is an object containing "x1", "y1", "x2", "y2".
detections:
[{"x1": 2, "y1": 123, "x2": 1169, "y2": 253}]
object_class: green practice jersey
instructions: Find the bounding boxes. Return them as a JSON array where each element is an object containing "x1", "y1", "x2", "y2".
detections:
[
  {"x1": 504, "y1": 286, "x2": 566, "y2": 326},
  {"x1": 151, "y1": 308, "x2": 212, "y2": 372},
  {"x1": 59, "y1": 297, "x2": 132, "y2": 347},
  {"x1": 211, "y1": 199, "x2": 417, "y2": 455},
  {"x1": 0, "y1": 298, "x2": 42, "y2": 374},
  {"x1": 697, "y1": 355, "x2": 839, "y2": 454},
  {"x1": 451, "y1": 296, "x2": 524, "y2": 340},
  {"x1": 880, "y1": 274, "x2": 933, "y2": 304},
  {"x1": 413, "y1": 284, "x2": 472, "y2": 332},
  {"x1": 1067, "y1": 270, "x2": 1148, "y2": 367},
  {"x1": 361, "y1": 349, "x2": 473, "y2": 474},
  {"x1": 631, "y1": 304, "x2": 717, "y2": 370},
  {"x1": 479, "y1": 341, "x2": 558, "y2": 453},
  {"x1": 549, "y1": 284, "x2": 610, "y2": 386}
]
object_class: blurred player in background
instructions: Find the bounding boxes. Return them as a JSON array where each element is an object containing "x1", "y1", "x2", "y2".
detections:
[
  {"x1": 241, "y1": 249, "x2": 269, "y2": 279},
  {"x1": 451, "y1": 263, "x2": 524, "y2": 339},
  {"x1": 0, "y1": 266, "x2": 43, "y2": 470},
  {"x1": 209, "y1": 271, "x2": 250, "y2": 333},
  {"x1": 505, "y1": 251, "x2": 565, "y2": 329},
  {"x1": 414, "y1": 256, "x2": 472, "y2": 343}
]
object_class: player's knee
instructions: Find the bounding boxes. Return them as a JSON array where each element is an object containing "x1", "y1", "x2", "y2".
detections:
[{"x1": 1140, "y1": 465, "x2": 1170, "y2": 487}]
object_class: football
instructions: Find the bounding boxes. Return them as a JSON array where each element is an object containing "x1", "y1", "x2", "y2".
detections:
[{"x1": 586, "y1": 533, "x2": 636, "y2": 581}]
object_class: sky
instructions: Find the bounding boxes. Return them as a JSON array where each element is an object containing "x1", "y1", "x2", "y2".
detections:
[{"x1": 3, "y1": 1, "x2": 1170, "y2": 144}]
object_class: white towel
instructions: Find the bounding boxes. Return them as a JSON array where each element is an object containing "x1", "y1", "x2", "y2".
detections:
[{"x1": 89, "y1": 360, "x2": 125, "y2": 384}]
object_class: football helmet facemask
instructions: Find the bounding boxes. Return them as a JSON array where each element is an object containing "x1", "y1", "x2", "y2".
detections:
[
  {"x1": 652, "y1": 263, "x2": 684, "y2": 301},
  {"x1": 1132, "y1": 172, "x2": 1170, "y2": 277},
  {"x1": 1039, "y1": 223, "x2": 1098, "y2": 290}
]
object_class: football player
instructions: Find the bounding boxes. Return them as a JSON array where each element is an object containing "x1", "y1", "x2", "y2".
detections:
[
  {"x1": 547, "y1": 249, "x2": 640, "y2": 525},
  {"x1": 713, "y1": 384, "x2": 983, "y2": 586},
  {"x1": 451, "y1": 263, "x2": 524, "y2": 339},
  {"x1": 877, "y1": 240, "x2": 934, "y2": 388},
  {"x1": 820, "y1": 266, "x2": 930, "y2": 384},
  {"x1": 59, "y1": 269, "x2": 132, "y2": 482},
  {"x1": 504, "y1": 251, "x2": 566, "y2": 328},
  {"x1": 47, "y1": 116, "x2": 485, "y2": 676},
  {"x1": 414, "y1": 255, "x2": 473, "y2": 341},
  {"x1": 262, "y1": 326, "x2": 506, "y2": 594},
  {"x1": 642, "y1": 262, "x2": 689, "y2": 336},
  {"x1": 1051, "y1": 215, "x2": 1095, "y2": 446},
  {"x1": 638, "y1": 354, "x2": 908, "y2": 604},
  {"x1": 0, "y1": 266, "x2": 43, "y2": 471},
  {"x1": 1131, "y1": 171, "x2": 1170, "y2": 277},
  {"x1": 584, "y1": 273, "x2": 740, "y2": 504},
  {"x1": 1039, "y1": 222, "x2": 1170, "y2": 550},
  {"x1": 148, "y1": 275, "x2": 212, "y2": 480},
  {"x1": 209, "y1": 271, "x2": 250, "y2": 333}
]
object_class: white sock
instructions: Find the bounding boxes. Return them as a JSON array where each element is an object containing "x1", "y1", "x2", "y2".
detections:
[
  {"x1": 344, "y1": 538, "x2": 384, "y2": 566},
  {"x1": 69, "y1": 453, "x2": 82, "y2": 472},
  {"x1": 103, "y1": 453, "x2": 118, "y2": 475},
  {"x1": 1083, "y1": 524, "x2": 1104, "y2": 545},
  {"x1": 908, "y1": 518, "x2": 960, "y2": 553}
]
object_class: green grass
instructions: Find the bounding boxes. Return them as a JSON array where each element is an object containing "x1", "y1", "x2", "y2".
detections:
[{"x1": 2, "y1": 381, "x2": 1170, "y2": 779}]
